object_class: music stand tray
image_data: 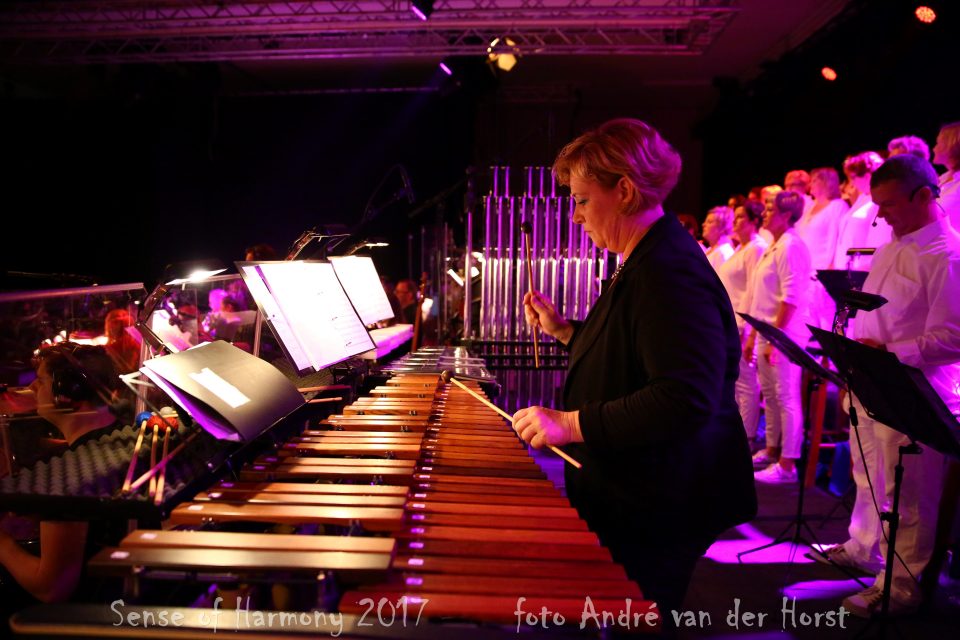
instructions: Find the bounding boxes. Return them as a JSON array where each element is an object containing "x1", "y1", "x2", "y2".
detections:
[{"x1": 817, "y1": 269, "x2": 868, "y2": 304}]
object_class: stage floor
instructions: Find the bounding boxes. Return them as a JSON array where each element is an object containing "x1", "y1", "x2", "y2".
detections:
[{"x1": 532, "y1": 448, "x2": 960, "y2": 639}]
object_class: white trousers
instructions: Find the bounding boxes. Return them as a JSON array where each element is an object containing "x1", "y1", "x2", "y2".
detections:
[
  {"x1": 850, "y1": 406, "x2": 946, "y2": 605},
  {"x1": 736, "y1": 354, "x2": 761, "y2": 438},
  {"x1": 756, "y1": 337, "x2": 804, "y2": 459},
  {"x1": 843, "y1": 413, "x2": 884, "y2": 570}
]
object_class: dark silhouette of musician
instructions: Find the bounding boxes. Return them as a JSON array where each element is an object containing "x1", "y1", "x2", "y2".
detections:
[
  {"x1": 515, "y1": 119, "x2": 757, "y2": 623},
  {"x1": 393, "y1": 278, "x2": 419, "y2": 325},
  {"x1": 0, "y1": 344, "x2": 123, "y2": 608}
]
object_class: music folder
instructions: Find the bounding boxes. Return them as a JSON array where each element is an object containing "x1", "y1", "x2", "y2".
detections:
[{"x1": 140, "y1": 340, "x2": 305, "y2": 442}]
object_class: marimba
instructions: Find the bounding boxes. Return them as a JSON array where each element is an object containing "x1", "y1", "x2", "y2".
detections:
[{"x1": 14, "y1": 366, "x2": 658, "y2": 636}]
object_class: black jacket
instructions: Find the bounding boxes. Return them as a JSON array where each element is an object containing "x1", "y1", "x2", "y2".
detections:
[{"x1": 562, "y1": 213, "x2": 757, "y2": 544}]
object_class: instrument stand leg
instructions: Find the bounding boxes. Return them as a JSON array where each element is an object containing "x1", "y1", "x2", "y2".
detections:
[
  {"x1": 737, "y1": 459, "x2": 822, "y2": 562},
  {"x1": 739, "y1": 376, "x2": 824, "y2": 563},
  {"x1": 819, "y1": 480, "x2": 856, "y2": 530},
  {"x1": 853, "y1": 444, "x2": 920, "y2": 640}
]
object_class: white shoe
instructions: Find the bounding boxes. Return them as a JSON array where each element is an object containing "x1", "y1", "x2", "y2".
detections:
[
  {"x1": 841, "y1": 585, "x2": 919, "y2": 618},
  {"x1": 752, "y1": 449, "x2": 774, "y2": 469},
  {"x1": 754, "y1": 463, "x2": 797, "y2": 484}
]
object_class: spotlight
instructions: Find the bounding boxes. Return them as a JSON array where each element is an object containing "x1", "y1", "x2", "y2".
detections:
[
  {"x1": 439, "y1": 61, "x2": 452, "y2": 76},
  {"x1": 487, "y1": 37, "x2": 520, "y2": 72},
  {"x1": 410, "y1": 0, "x2": 434, "y2": 21},
  {"x1": 821, "y1": 66, "x2": 838, "y2": 81},
  {"x1": 915, "y1": 6, "x2": 936, "y2": 23}
]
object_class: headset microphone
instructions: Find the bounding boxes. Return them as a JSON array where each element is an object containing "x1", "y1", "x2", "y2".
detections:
[{"x1": 871, "y1": 212, "x2": 879, "y2": 228}]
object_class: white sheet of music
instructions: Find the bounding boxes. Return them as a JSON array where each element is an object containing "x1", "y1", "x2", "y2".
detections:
[
  {"x1": 239, "y1": 264, "x2": 313, "y2": 372},
  {"x1": 256, "y1": 261, "x2": 374, "y2": 371},
  {"x1": 329, "y1": 256, "x2": 395, "y2": 325}
]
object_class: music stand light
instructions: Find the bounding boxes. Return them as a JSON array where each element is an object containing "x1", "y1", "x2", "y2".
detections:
[{"x1": 136, "y1": 262, "x2": 226, "y2": 355}]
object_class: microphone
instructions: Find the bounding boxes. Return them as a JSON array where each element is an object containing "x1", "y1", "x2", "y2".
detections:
[
  {"x1": 399, "y1": 165, "x2": 416, "y2": 204},
  {"x1": 871, "y1": 212, "x2": 879, "y2": 228}
]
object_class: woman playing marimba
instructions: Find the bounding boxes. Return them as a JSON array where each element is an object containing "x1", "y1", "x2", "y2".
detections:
[{"x1": 515, "y1": 118, "x2": 758, "y2": 621}]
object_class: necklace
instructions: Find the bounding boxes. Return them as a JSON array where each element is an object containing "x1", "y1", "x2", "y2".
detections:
[
  {"x1": 608, "y1": 220, "x2": 653, "y2": 286},
  {"x1": 609, "y1": 260, "x2": 626, "y2": 284}
]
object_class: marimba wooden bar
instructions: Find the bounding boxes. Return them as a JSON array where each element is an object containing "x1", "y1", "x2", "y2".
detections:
[{"x1": 83, "y1": 365, "x2": 658, "y2": 634}]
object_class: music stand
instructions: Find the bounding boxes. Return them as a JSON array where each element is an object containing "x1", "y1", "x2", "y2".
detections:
[
  {"x1": 816, "y1": 270, "x2": 871, "y2": 335},
  {"x1": 810, "y1": 326, "x2": 960, "y2": 631},
  {"x1": 736, "y1": 313, "x2": 843, "y2": 562}
]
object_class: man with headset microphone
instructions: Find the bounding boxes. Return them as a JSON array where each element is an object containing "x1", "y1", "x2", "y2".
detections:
[
  {"x1": 811, "y1": 154, "x2": 960, "y2": 617},
  {"x1": 0, "y1": 343, "x2": 123, "y2": 609}
]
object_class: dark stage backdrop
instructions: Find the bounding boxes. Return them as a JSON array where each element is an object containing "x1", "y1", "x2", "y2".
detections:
[
  {"x1": 2, "y1": 0, "x2": 956, "y2": 288},
  {"x1": 698, "y1": 0, "x2": 960, "y2": 207},
  {"x1": 1, "y1": 77, "x2": 477, "y2": 288}
]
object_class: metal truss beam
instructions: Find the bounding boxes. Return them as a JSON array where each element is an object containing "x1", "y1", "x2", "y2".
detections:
[{"x1": 0, "y1": 1, "x2": 739, "y2": 63}]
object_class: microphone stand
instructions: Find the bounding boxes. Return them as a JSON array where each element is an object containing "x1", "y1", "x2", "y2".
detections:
[
  {"x1": 407, "y1": 177, "x2": 467, "y2": 221},
  {"x1": 362, "y1": 164, "x2": 413, "y2": 225}
]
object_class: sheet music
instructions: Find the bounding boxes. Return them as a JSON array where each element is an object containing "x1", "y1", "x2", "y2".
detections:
[
  {"x1": 329, "y1": 256, "x2": 395, "y2": 325},
  {"x1": 239, "y1": 264, "x2": 313, "y2": 372},
  {"x1": 255, "y1": 261, "x2": 374, "y2": 371}
]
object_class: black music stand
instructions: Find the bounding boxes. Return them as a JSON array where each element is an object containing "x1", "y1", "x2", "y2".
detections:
[
  {"x1": 810, "y1": 327, "x2": 960, "y2": 633},
  {"x1": 736, "y1": 313, "x2": 844, "y2": 563},
  {"x1": 817, "y1": 269, "x2": 870, "y2": 335}
]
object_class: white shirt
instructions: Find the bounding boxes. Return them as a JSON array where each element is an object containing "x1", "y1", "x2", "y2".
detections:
[
  {"x1": 855, "y1": 218, "x2": 960, "y2": 413},
  {"x1": 717, "y1": 235, "x2": 767, "y2": 333},
  {"x1": 832, "y1": 193, "x2": 892, "y2": 271},
  {"x1": 748, "y1": 228, "x2": 812, "y2": 343},
  {"x1": 795, "y1": 198, "x2": 848, "y2": 271},
  {"x1": 705, "y1": 237, "x2": 736, "y2": 271},
  {"x1": 939, "y1": 170, "x2": 960, "y2": 229}
]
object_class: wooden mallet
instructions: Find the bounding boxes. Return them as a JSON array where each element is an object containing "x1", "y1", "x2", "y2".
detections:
[
  {"x1": 520, "y1": 221, "x2": 540, "y2": 368},
  {"x1": 440, "y1": 370, "x2": 581, "y2": 469}
]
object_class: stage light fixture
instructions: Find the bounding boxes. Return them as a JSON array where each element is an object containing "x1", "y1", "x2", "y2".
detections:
[
  {"x1": 439, "y1": 61, "x2": 453, "y2": 76},
  {"x1": 915, "y1": 6, "x2": 936, "y2": 23},
  {"x1": 487, "y1": 37, "x2": 520, "y2": 72},
  {"x1": 410, "y1": 0, "x2": 434, "y2": 21},
  {"x1": 821, "y1": 66, "x2": 838, "y2": 81}
]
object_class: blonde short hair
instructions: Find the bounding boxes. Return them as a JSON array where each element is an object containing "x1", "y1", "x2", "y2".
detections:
[
  {"x1": 811, "y1": 167, "x2": 842, "y2": 200},
  {"x1": 707, "y1": 205, "x2": 735, "y2": 236},
  {"x1": 887, "y1": 135, "x2": 930, "y2": 160},
  {"x1": 553, "y1": 118, "x2": 681, "y2": 214},
  {"x1": 760, "y1": 185, "x2": 783, "y2": 203},
  {"x1": 843, "y1": 151, "x2": 884, "y2": 178},
  {"x1": 939, "y1": 122, "x2": 960, "y2": 166},
  {"x1": 784, "y1": 170, "x2": 811, "y2": 191}
]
